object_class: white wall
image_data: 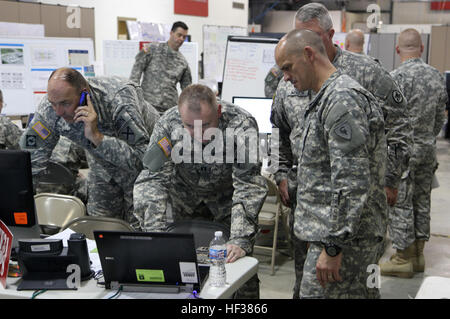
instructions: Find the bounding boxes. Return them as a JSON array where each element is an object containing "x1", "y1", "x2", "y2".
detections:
[{"x1": 37, "y1": 0, "x2": 249, "y2": 62}]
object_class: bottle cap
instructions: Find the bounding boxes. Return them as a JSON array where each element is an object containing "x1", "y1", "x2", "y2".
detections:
[{"x1": 215, "y1": 231, "x2": 223, "y2": 237}]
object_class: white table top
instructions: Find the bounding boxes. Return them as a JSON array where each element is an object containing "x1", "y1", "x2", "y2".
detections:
[
  {"x1": 415, "y1": 276, "x2": 450, "y2": 299},
  {"x1": 0, "y1": 256, "x2": 258, "y2": 299}
]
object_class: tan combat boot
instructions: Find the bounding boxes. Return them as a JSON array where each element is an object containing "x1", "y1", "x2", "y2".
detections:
[
  {"x1": 414, "y1": 240, "x2": 426, "y2": 272},
  {"x1": 380, "y1": 244, "x2": 415, "y2": 278}
]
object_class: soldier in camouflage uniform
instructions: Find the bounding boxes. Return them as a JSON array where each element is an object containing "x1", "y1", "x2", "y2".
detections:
[
  {"x1": 380, "y1": 29, "x2": 448, "y2": 278},
  {"x1": 20, "y1": 68, "x2": 159, "y2": 227},
  {"x1": 276, "y1": 29, "x2": 387, "y2": 299},
  {"x1": 270, "y1": 3, "x2": 412, "y2": 298},
  {"x1": 264, "y1": 64, "x2": 283, "y2": 98},
  {"x1": 134, "y1": 84, "x2": 268, "y2": 298},
  {"x1": 129, "y1": 21, "x2": 192, "y2": 114},
  {"x1": 0, "y1": 90, "x2": 23, "y2": 150}
]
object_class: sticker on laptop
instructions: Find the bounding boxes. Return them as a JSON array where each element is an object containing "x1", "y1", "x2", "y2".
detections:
[
  {"x1": 135, "y1": 269, "x2": 165, "y2": 283},
  {"x1": 13, "y1": 212, "x2": 28, "y2": 225},
  {"x1": 31, "y1": 121, "x2": 51, "y2": 140},
  {"x1": 179, "y1": 262, "x2": 198, "y2": 284}
]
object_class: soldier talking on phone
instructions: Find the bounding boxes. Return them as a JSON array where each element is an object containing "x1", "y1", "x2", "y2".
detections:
[{"x1": 20, "y1": 67, "x2": 159, "y2": 226}]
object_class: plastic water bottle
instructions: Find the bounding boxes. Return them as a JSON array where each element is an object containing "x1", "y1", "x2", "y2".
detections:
[{"x1": 209, "y1": 231, "x2": 227, "y2": 287}]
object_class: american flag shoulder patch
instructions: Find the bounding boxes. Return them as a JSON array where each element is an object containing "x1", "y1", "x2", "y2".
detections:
[
  {"x1": 32, "y1": 121, "x2": 51, "y2": 140},
  {"x1": 157, "y1": 137, "x2": 172, "y2": 157}
]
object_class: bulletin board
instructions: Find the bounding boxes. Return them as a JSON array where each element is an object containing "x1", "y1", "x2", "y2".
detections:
[
  {"x1": 102, "y1": 40, "x2": 199, "y2": 84},
  {"x1": 0, "y1": 36, "x2": 94, "y2": 116},
  {"x1": 202, "y1": 25, "x2": 248, "y2": 82}
]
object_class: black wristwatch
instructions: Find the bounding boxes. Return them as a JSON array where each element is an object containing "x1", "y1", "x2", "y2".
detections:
[{"x1": 323, "y1": 243, "x2": 342, "y2": 257}]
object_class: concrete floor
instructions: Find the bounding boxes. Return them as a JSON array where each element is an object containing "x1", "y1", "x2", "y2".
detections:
[{"x1": 254, "y1": 137, "x2": 450, "y2": 299}]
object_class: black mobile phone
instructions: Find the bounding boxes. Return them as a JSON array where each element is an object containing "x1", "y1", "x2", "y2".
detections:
[{"x1": 79, "y1": 91, "x2": 88, "y2": 106}]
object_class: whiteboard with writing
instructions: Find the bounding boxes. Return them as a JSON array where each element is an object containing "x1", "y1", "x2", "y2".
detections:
[
  {"x1": 102, "y1": 40, "x2": 198, "y2": 84},
  {"x1": 0, "y1": 36, "x2": 94, "y2": 116},
  {"x1": 203, "y1": 25, "x2": 247, "y2": 83},
  {"x1": 221, "y1": 36, "x2": 279, "y2": 104}
]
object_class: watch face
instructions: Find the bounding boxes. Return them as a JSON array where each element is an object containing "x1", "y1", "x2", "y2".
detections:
[{"x1": 327, "y1": 246, "x2": 337, "y2": 256}]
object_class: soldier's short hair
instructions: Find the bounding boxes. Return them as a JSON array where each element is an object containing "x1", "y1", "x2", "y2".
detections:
[
  {"x1": 48, "y1": 67, "x2": 88, "y2": 92},
  {"x1": 294, "y1": 3, "x2": 333, "y2": 31},
  {"x1": 283, "y1": 29, "x2": 327, "y2": 57},
  {"x1": 398, "y1": 28, "x2": 422, "y2": 51},
  {"x1": 178, "y1": 84, "x2": 217, "y2": 113},
  {"x1": 0, "y1": 89, "x2": 3, "y2": 102},
  {"x1": 172, "y1": 21, "x2": 188, "y2": 32}
]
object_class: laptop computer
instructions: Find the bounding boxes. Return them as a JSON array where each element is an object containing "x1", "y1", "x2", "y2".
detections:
[{"x1": 94, "y1": 230, "x2": 208, "y2": 294}]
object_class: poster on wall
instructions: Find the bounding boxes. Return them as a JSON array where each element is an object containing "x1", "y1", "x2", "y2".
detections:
[{"x1": 174, "y1": 0, "x2": 208, "y2": 17}]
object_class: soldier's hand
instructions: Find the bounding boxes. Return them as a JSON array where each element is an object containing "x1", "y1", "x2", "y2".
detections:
[
  {"x1": 74, "y1": 94, "x2": 104, "y2": 147},
  {"x1": 316, "y1": 249, "x2": 343, "y2": 288},
  {"x1": 385, "y1": 186, "x2": 398, "y2": 206},
  {"x1": 278, "y1": 179, "x2": 290, "y2": 207},
  {"x1": 226, "y1": 244, "x2": 246, "y2": 263}
]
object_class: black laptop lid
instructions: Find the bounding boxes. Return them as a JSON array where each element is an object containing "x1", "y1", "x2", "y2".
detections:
[
  {"x1": 94, "y1": 231, "x2": 201, "y2": 289},
  {"x1": 0, "y1": 150, "x2": 37, "y2": 227}
]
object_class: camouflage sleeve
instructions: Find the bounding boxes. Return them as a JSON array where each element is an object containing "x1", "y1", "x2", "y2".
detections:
[
  {"x1": 19, "y1": 106, "x2": 60, "y2": 177},
  {"x1": 264, "y1": 66, "x2": 282, "y2": 98},
  {"x1": 90, "y1": 86, "x2": 151, "y2": 174},
  {"x1": 229, "y1": 118, "x2": 268, "y2": 254},
  {"x1": 129, "y1": 49, "x2": 150, "y2": 84},
  {"x1": 0, "y1": 117, "x2": 23, "y2": 149},
  {"x1": 179, "y1": 64, "x2": 192, "y2": 90},
  {"x1": 375, "y1": 70, "x2": 412, "y2": 189},
  {"x1": 133, "y1": 119, "x2": 174, "y2": 232},
  {"x1": 270, "y1": 82, "x2": 293, "y2": 185},
  {"x1": 434, "y1": 74, "x2": 448, "y2": 137},
  {"x1": 322, "y1": 91, "x2": 373, "y2": 246}
]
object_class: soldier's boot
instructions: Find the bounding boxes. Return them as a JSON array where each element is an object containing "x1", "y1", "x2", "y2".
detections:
[
  {"x1": 379, "y1": 244, "x2": 415, "y2": 278},
  {"x1": 413, "y1": 240, "x2": 426, "y2": 272}
]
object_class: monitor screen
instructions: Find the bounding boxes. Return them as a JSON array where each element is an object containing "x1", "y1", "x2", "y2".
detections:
[
  {"x1": 0, "y1": 150, "x2": 37, "y2": 228},
  {"x1": 232, "y1": 97, "x2": 273, "y2": 134}
]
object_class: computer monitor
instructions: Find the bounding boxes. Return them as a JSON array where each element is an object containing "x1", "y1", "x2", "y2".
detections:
[
  {"x1": 0, "y1": 150, "x2": 40, "y2": 249},
  {"x1": 232, "y1": 97, "x2": 273, "y2": 134}
]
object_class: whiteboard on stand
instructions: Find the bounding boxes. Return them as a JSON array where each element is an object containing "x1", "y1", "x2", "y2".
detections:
[{"x1": 221, "y1": 36, "x2": 279, "y2": 104}]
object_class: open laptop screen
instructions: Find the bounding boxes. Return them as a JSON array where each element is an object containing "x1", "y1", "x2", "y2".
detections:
[
  {"x1": 232, "y1": 96, "x2": 273, "y2": 134},
  {"x1": 94, "y1": 231, "x2": 201, "y2": 291}
]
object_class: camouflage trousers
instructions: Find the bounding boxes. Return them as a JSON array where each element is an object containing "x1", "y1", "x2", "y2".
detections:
[
  {"x1": 388, "y1": 159, "x2": 438, "y2": 250},
  {"x1": 85, "y1": 156, "x2": 139, "y2": 228},
  {"x1": 285, "y1": 169, "x2": 308, "y2": 299},
  {"x1": 166, "y1": 185, "x2": 260, "y2": 299},
  {"x1": 299, "y1": 239, "x2": 383, "y2": 299}
]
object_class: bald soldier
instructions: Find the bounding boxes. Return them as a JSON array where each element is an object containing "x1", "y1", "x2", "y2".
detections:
[
  {"x1": 380, "y1": 29, "x2": 447, "y2": 278},
  {"x1": 133, "y1": 84, "x2": 267, "y2": 298},
  {"x1": 345, "y1": 29, "x2": 365, "y2": 54},
  {"x1": 20, "y1": 68, "x2": 159, "y2": 226},
  {"x1": 270, "y1": 3, "x2": 412, "y2": 298},
  {"x1": 276, "y1": 29, "x2": 386, "y2": 299}
]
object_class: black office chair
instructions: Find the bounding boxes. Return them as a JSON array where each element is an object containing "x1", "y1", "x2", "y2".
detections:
[
  {"x1": 38, "y1": 161, "x2": 76, "y2": 185},
  {"x1": 165, "y1": 219, "x2": 230, "y2": 249}
]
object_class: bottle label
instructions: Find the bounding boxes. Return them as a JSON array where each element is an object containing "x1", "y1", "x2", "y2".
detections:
[{"x1": 209, "y1": 248, "x2": 227, "y2": 260}]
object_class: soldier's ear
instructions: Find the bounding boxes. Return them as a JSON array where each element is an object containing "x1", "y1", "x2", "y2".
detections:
[{"x1": 217, "y1": 104, "x2": 222, "y2": 118}]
